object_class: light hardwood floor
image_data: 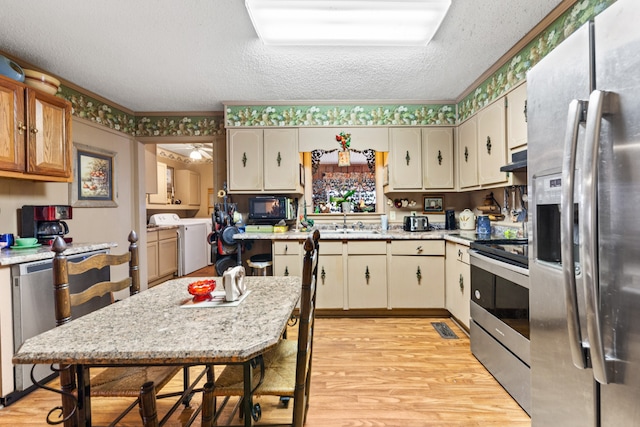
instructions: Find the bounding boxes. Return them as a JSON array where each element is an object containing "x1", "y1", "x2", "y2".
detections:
[{"x1": 0, "y1": 317, "x2": 529, "y2": 426}]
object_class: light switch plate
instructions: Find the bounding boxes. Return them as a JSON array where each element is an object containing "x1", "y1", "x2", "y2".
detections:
[{"x1": 389, "y1": 211, "x2": 396, "y2": 221}]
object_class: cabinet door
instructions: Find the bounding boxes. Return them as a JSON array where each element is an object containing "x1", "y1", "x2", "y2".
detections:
[
  {"x1": 316, "y1": 254, "x2": 344, "y2": 309},
  {"x1": 176, "y1": 169, "x2": 201, "y2": 206},
  {"x1": 158, "y1": 236, "x2": 178, "y2": 278},
  {"x1": 228, "y1": 129, "x2": 263, "y2": 191},
  {"x1": 477, "y1": 99, "x2": 508, "y2": 186},
  {"x1": 347, "y1": 255, "x2": 387, "y2": 308},
  {"x1": 445, "y1": 242, "x2": 470, "y2": 328},
  {"x1": 273, "y1": 254, "x2": 301, "y2": 277},
  {"x1": 147, "y1": 239, "x2": 159, "y2": 283},
  {"x1": 148, "y1": 162, "x2": 168, "y2": 204},
  {"x1": 389, "y1": 255, "x2": 444, "y2": 308},
  {"x1": 507, "y1": 83, "x2": 528, "y2": 151},
  {"x1": 0, "y1": 77, "x2": 25, "y2": 172},
  {"x1": 458, "y1": 116, "x2": 478, "y2": 189},
  {"x1": 25, "y1": 89, "x2": 71, "y2": 178},
  {"x1": 423, "y1": 127, "x2": 454, "y2": 189},
  {"x1": 263, "y1": 128, "x2": 299, "y2": 191},
  {"x1": 389, "y1": 128, "x2": 422, "y2": 189}
]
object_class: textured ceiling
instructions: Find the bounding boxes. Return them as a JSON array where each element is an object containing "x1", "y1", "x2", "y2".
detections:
[{"x1": 0, "y1": 0, "x2": 563, "y2": 113}]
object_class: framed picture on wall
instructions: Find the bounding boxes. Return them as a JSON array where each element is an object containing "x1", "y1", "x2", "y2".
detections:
[
  {"x1": 423, "y1": 195, "x2": 444, "y2": 213},
  {"x1": 69, "y1": 143, "x2": 118, "y2": 208}
]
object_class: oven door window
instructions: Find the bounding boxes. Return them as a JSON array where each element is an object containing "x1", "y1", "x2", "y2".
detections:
[{"x1": 471, "y1": 265, "x2": 530, "y2": 339}]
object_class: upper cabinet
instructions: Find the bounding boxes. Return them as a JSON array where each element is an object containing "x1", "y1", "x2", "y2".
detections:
[
  {"x1": 175, "y1": 169, "x2": 201, "y2": 206},
  {"x1": 457, "y1": 116, "x2": 479, "y2": 189},
  {"x1": 0, "y1": 75, "x2": 72, "y2": 182},
  {"x1": 507, "y1": 82, "x2": 528, "y2": 152},
  {"x1": 227, "y1": 128, "x2": 303, "y2": 194},
  {"x1": 476, "y1": 99, "x2": 508, "y2": 186},
  {"x1": 386, "y1": 127, "x2": 454, "y2": 192},
  {"x1": 148, "y1": 161, "x2": 168, "y2": 204}
]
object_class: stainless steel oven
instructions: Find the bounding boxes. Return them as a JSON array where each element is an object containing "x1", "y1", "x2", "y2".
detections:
[{"x1": 469, "y1": 239, "x2": 530, "y2": 415}]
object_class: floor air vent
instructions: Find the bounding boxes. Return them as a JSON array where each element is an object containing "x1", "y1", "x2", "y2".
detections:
[{"x1": 431, "y1": 322, "x2": 458, "y2": 339}]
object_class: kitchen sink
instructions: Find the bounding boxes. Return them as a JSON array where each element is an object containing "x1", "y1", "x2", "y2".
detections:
[{"x1": 330, "y1": 229, "x2": 379, "y2": 234}]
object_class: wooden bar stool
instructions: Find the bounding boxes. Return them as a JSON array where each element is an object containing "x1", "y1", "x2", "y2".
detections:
[{"x1": 246, "y1": 253, "x2": 273, "y2": 276}]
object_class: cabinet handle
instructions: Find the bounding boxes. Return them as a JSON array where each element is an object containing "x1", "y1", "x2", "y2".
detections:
[
  {"x1": 458, "y1": 249, "x2": 462, "y2": 258},
  {"x1": 486, "y1": 136, "x2": 492, "y2": 154},
  {"x1": 365, "y1": 266, "x2": 370, "y2": 284},
  {"x1": 321, "y1": 266, "x2": 326, "y2": 284},
  {"x1": 242, "y1": 152, "x2": 247, "y2": 167},
  {"x1": 416, "y1": 266, "x2": 422, "y2": 284},
  {"x1": 405, "y1": 150, "x2": 411, "y2": 166},
  {"x1": 437, "y1": 150, "x2": 442, "y2": 165},
  {"x1": 459, "y1": 273, "x2": 464, "y2": 292},
  {"x1": 464, "y1": 146, "x2": 469, "y2": 162},
  {"x1": 17, "y1": 121, "x2": 26, "y2": 135},
  {"x1": 284, "y1": 244, "x2": 288, "y2": 253},
  {"x1": 284, "y1": 266, "x2": 289, "y2": 276},
  {"x1": 416, "y1": 246, "x2": 423, "y2": 253},
  {"x1": 30, "y1": 127, "x2": 38, "y2": 134},
  {"x1": 276, "y1": 151, "x2": 282, "y2": 167},
  {"x1": 524, "y1": 100, "x2": 528, "y2": 123}
]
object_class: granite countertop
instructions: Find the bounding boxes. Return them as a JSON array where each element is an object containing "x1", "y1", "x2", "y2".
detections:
[
  {"x1": 234, "y1": 229, "x2": 477, "y2": 246},
  {"x1": 0, "y1": 242, "x2": 117, "y2": 266},
  {"x1": 13, "y1": 276, "x2": 301, "y2": 365},
  {"x1": 146, "y1": 225, "x2": 179, "y2": 232}
]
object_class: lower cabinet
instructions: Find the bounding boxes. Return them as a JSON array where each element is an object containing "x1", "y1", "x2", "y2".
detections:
[
  {"x1": 147, "y1": 228, "x2": 178, "y2": 287},
  {"x1": 347, "y1": 241, "x2": 387, "y2": 309},
  {"x1": 316, "y1": 241, "x2": 344, "y2": 309},
  {"x1": 389, "y1": 240, "x2": 445, "y2": 308},
  {"x1": 445, "y1": 241, "x2": 471, "y2": 328},
  {"x1": 272, "y1": 240, "x2": 301, "y2": 277}
]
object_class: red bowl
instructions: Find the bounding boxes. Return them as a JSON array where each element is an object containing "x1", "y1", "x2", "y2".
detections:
[{"x1": 188, "y1": 279, "x2": 216, "y2": 302}]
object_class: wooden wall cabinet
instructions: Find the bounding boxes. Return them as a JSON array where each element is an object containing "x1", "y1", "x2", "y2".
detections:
[
  {"x1": 477, "y1": 99, "x2": 508, "y2": 186},
  {"x1": 147, "y1": 161, "x2": 168, "y2": 204},
  {"x1": 457, "y1": 116, "x2": 479, "y2": 189},
  {"x1": 507, "y1": 82, "x2": 528, "y2": 152},
  {"x1": 227, "y1": 128, "x2": 302, "y2": 193},
  {"x1": 147, "y1": 228, "x2": 178, "y2": 287},
  {"x1": 0, "y1": 75, "x2": 71, "y2": 181},
  {"x1": 389, "y1": 240, "x2": 445, "y2": 308},
  {"x1": 387, "y1": 127, "x2": 454, "y2": 191},
  {"x1": 445, "y1": 242, "x2": 471, "y2": 329},
  {"x1": 175, "y1": 169, "x2": 201, "y2": 206}
]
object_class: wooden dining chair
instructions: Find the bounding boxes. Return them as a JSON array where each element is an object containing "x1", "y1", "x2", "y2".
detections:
[
  {"x1": 203, "y1": 229, "x2": 320, "y2": 427},
  {"x1": 51, "y1": 231, "x2": 181, "y2": 425}
]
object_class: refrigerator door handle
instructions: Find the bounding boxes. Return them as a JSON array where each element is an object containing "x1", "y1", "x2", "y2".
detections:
[
  {"x1": 561, "y1": 99, "x2": 589, "y2": 369},
  {"x1": 581, "y1": 89, "x2": 614, "y2": 384}
]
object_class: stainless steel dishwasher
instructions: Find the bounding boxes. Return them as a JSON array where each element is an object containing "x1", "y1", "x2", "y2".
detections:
[{"x1": 3, "y1": 250, "x2": 110, "y2": 406}]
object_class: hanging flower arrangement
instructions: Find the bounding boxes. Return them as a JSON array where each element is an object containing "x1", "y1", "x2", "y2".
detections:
[{"x1": 336, "y1": 132, "x2": 351, "y2": 151}]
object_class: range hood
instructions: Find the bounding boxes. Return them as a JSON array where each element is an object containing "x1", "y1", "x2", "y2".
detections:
[{"x1": 500, "y1": 150, "x2": 527, "y2": 172}]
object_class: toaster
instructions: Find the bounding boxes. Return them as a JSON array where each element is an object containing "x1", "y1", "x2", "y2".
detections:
[{"x1": 403, "y1": 215, "x2": 430, "y2": 232}]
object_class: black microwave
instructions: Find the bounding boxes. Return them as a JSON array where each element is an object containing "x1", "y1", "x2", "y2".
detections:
[{"x1": 248, "y1": 196, "x2": 295, "y2": 222}]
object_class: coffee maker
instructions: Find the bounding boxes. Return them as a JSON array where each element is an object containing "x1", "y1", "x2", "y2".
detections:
[{"x1": 20, "y1": 205, "x2": 73, "y2": 244}]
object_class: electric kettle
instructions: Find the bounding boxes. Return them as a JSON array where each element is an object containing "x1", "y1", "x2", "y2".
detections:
[{"x1": 459, "y1": 209, "x2": 476, "y2": 230}]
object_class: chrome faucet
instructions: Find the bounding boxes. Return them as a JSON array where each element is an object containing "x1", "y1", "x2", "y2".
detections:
[{"x1": 354, "y1": 221, "x2": 364, "y2": 230}]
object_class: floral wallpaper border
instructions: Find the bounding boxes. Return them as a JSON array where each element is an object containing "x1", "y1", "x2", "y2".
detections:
[
  {"x1": 156, "y1": 147, "x2": 213, "y2": 164},
  {"x1": 55, "y1": 0, "x2": 615, "y2": 132}
]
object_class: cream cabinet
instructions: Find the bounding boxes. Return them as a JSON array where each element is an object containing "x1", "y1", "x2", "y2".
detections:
[
  {"x1": 445, "y1": 242, "x2": 471, "y2": 329},
  {"x1": 457, "y1": 116, "x2": 479, "y2": 189},
  {"x1": 148, "y1": 161, "x2": 168, "y2": 204},
  {"x1": 316, "y1": 241, "x2": 344, "y2": 309},
  {"x1": 147, "y1": 228, "x2": 178, "y2": 287},
  {"x1": 389, "y1": 240, "x2": 445, "y2": 308},
  {"x1": 0, "y1": 75, "x2": 71, "y2": 182},
  {"x1": 175, "y1": 169, "x2": 201, "y2": 206},
  {"x1": 387, "y1": 127, "x2": 454, "y2": 191},
  {"x1": 347, "y1": 241, "x2": 387, "y2": 309},
  {"x1": 477, "y1": 99, "x2": 508, "y2": 186},
  {"x1": 507, "y1": 82, "x2": 528, "y2": 152},
  {"x1": 227, "y1": 128, "x2": 302, "y2": 193},
  {"x1": 272, "y1": 240, "x2": 302, "y2": 277}
]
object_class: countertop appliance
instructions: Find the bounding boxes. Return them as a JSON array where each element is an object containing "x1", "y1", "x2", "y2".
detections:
[
  {"x1": 20, "y1": 205, "x2": 72, "y2": 244},
  {"x1": 469, "y1": 238, "x2": 530, "y2": 414},
  {"x1": 403, "y1": 215, "x2": 429, "y2": 232},
  {"x1": 528, "y1": 1, "x2": 640, "y2": 425},
  {"x1": 148, "y1": 214, "x2": 212, "y2": 276},
  {"x1": 248, "y1": 196, "x2": 295, "y2": 223},
  {"x1": 4, "y1": 250, "x2": 109, "y2": 406}
]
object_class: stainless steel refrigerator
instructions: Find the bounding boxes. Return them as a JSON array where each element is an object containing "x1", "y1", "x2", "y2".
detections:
[{"x1": 528, "y1": 0, "x2": 640, "y2": 425}]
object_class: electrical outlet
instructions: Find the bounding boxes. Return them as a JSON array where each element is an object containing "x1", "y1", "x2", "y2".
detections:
[
  {"x1": 389, "y1": 211, "x2": 396, "y2": 221},
  {"x1": 411, "y1": 211, "x2": 417, "y2": 216}
]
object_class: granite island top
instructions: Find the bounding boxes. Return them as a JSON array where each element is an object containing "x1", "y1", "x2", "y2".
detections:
[
  {"x1": 13, "y1": 276, "x2": 301, "y2": 365},
  {"x1": 0, "y1": 242, "x2": 118, "y2": 266},
  {"x1": 234, "y1": 228, "x2": 480, "y2": 246}
]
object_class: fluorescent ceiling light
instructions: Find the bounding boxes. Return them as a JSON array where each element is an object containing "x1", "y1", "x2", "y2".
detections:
[
  {"x1": 245, "y1": 0, "x2": 451, "y2": 46},
  {"x1": 190, "y1": 149, "x2": 203, "y2": 160}
]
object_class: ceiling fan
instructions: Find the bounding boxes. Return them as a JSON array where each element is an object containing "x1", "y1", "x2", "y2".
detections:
[{"x1": 186, "y1": 143, "x2": 213, "y2": 160}]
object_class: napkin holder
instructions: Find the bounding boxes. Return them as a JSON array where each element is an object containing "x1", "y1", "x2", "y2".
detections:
[{"x1": 223, "y1": 266, "x2": 246, "y2": 302}]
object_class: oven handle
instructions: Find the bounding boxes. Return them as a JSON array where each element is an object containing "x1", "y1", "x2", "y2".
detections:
[
  {"x1": 468, "y1": 250, "x2": 529, "y2": 287},
  {"x1": 581, "y1": 90, "x2": 612, "y2": 384},
  {"x1": 561, "y1": 99, "x2": 589, "y2": 369}
]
